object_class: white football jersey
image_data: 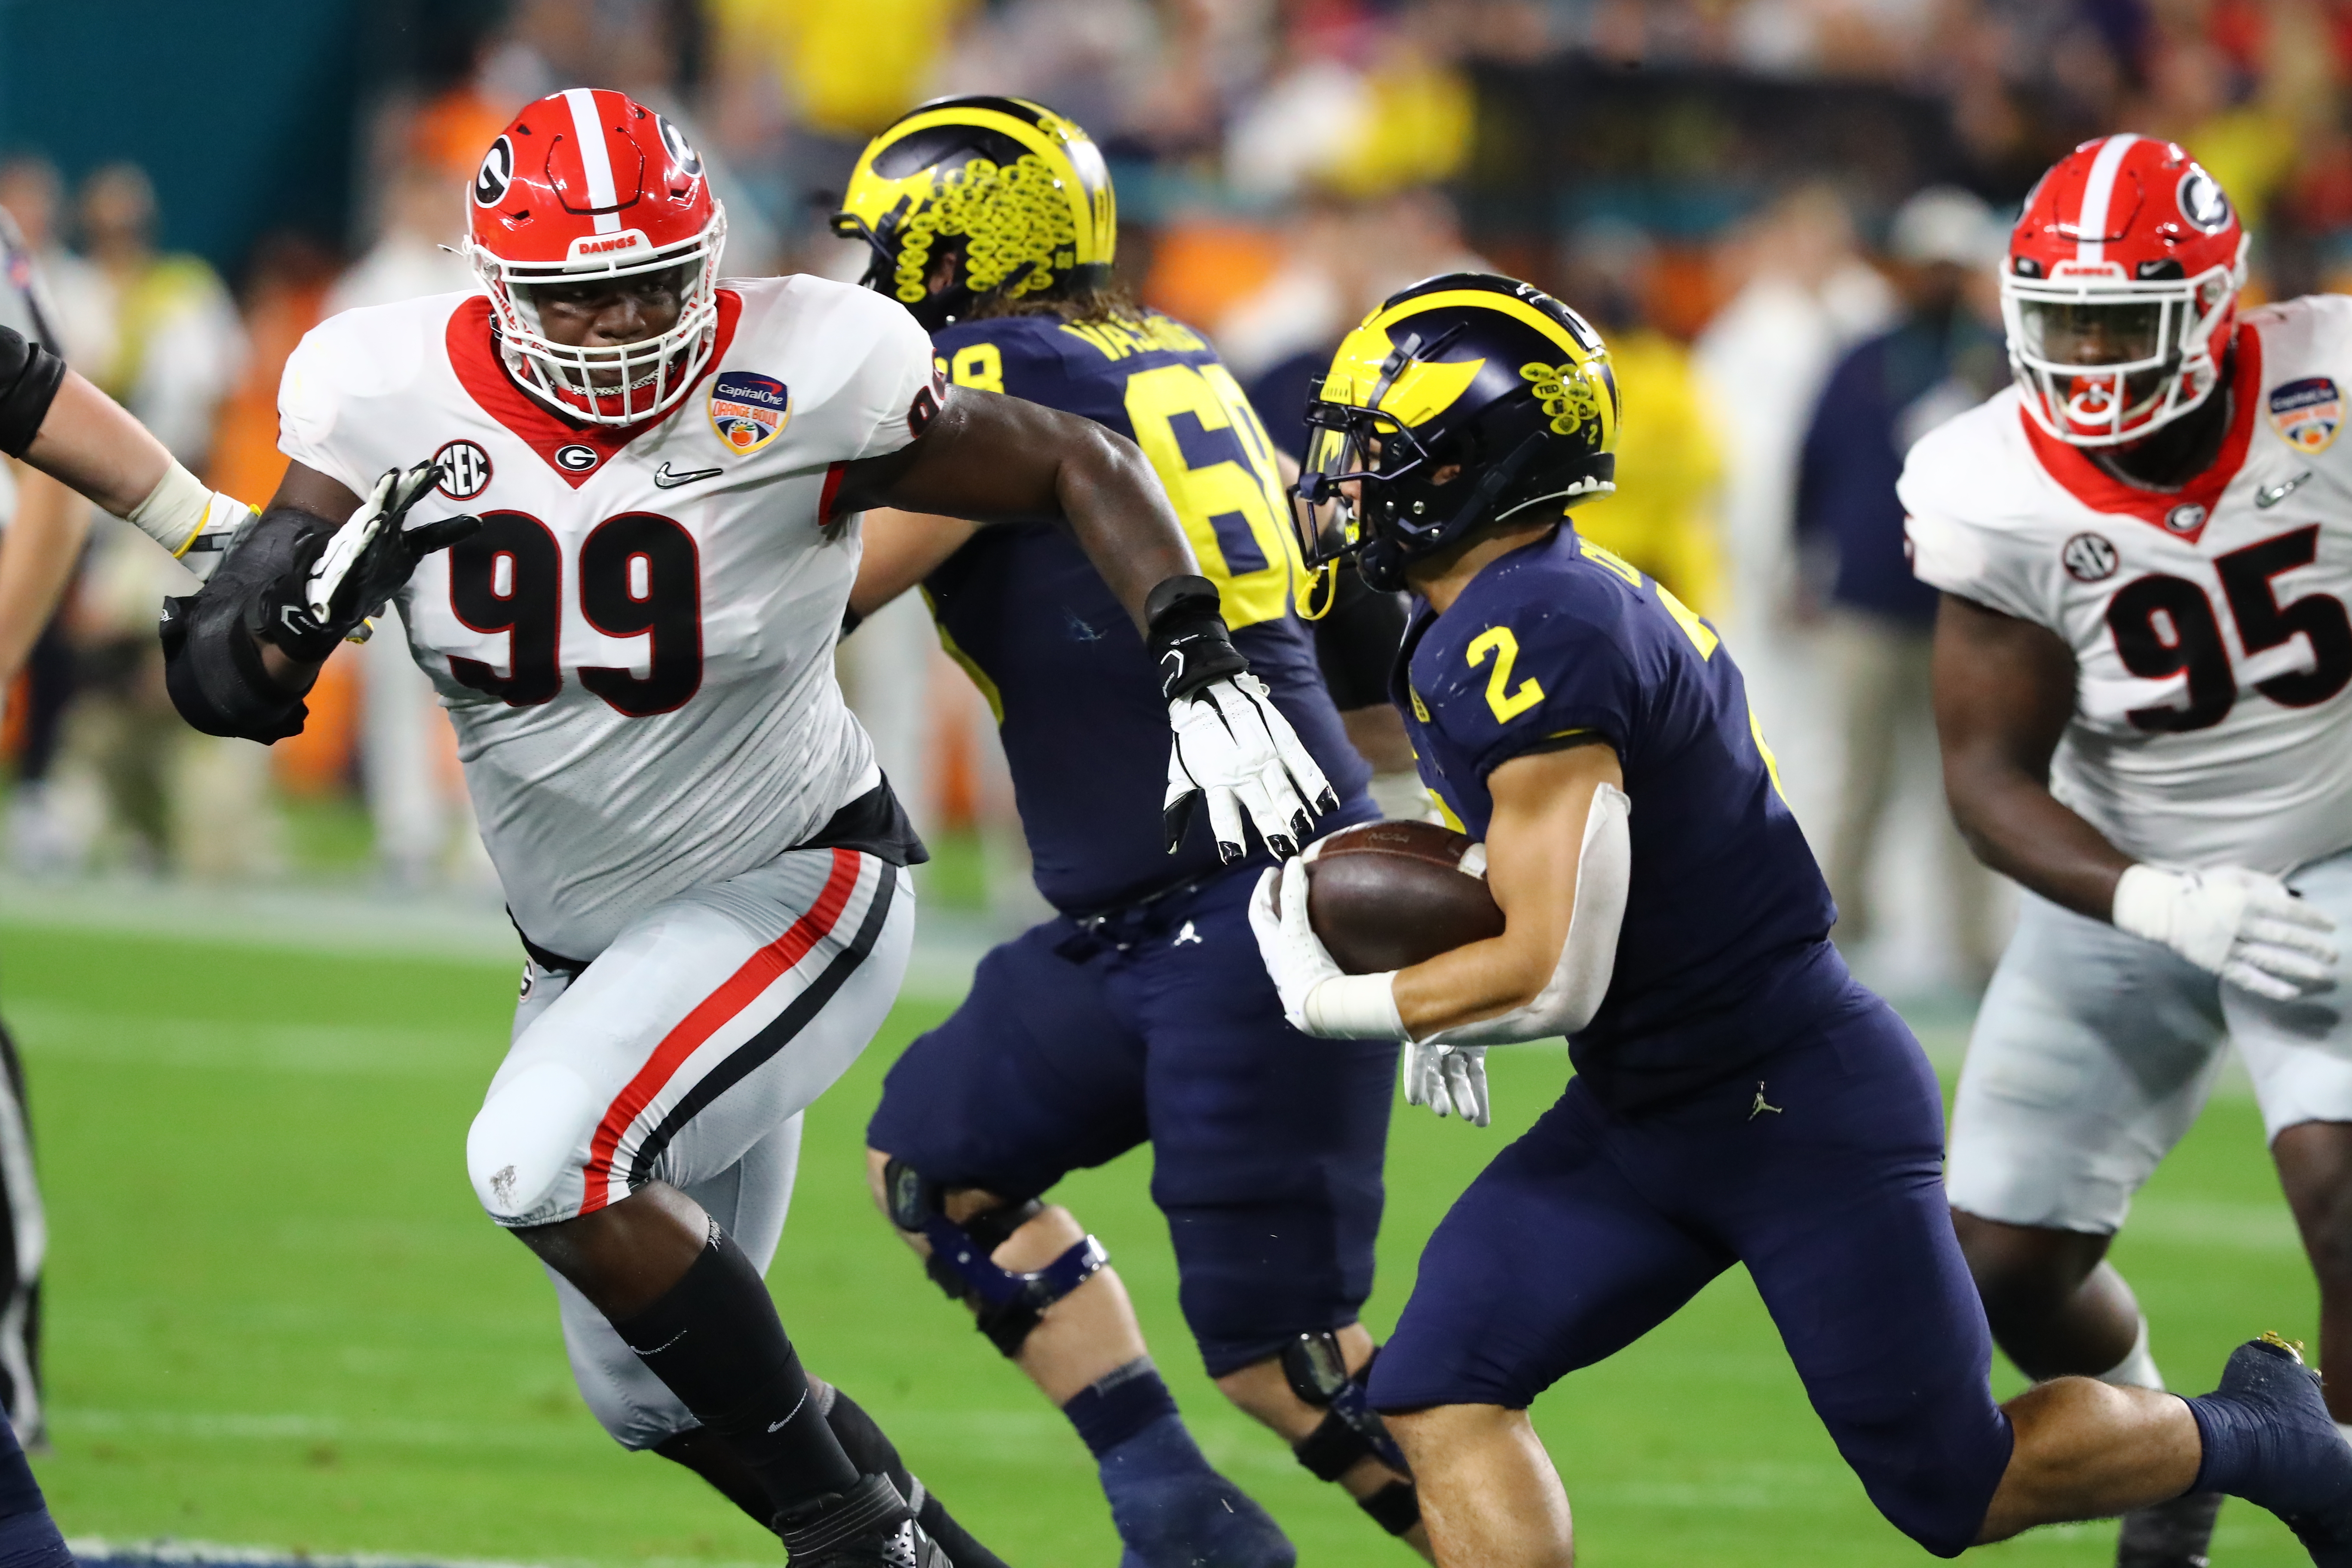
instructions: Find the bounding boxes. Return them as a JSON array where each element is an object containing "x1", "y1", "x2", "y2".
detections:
[
  {"x1": 278, "y1": 275, "x2": 945, "y2": 956},
  {"x1": 1904, "y1": 294, "x2": 2352, "y2": 875}
]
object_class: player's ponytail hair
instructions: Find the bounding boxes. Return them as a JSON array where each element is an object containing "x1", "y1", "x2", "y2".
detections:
[{"x1": 964, "y1": 273, "x2": 1143, "y2": 329}]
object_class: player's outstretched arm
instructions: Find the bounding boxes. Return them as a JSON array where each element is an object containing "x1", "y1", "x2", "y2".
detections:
[
  {"x1": 1936, "y1": 591, "x2": 2336, "y2": 998},
  {"x1": 838, "y1": 388, "x2": 1338, "y2": 858},
  {"x1": 0, "y1": 325, "x2": 256, "y2": 686},
  {"x1": 158, "y1": 457, "x2": 476, "y2": 743}
]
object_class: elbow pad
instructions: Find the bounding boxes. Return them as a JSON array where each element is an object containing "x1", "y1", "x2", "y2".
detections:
[
  {"x1": 159, "y1": 507, "x2": 328, "y2": 742},
  {"x1": 0, "y1": 324, "x2": 65, "y2": 459},
  {"x1": 1429, "y1": 781, "x2": 1631, "y2": 1047}
]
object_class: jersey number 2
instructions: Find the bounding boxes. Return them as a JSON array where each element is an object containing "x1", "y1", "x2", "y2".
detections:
[
  {"x1": 446, "y1": 509, "x2": 704, "y2": 716},
  {"x1": 2105, "y1": 524, "x2": 2352, "y2": 732}
]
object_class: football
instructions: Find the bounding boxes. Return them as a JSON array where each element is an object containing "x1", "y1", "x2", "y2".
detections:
[{"x1": 1296, "y1": 820, "x2": 1506, "y2": 974}]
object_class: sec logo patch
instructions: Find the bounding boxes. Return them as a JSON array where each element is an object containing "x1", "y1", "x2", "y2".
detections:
[
  {"x1": 2062, "y1": 532, "x2": 2118, "y2": 582},
  {"x1": 2269, "y1": 377, "x2": 2343, "y2": 453},
  {"x1": 710, "y1": 371, "x2": 790, "y2": 454},
  {"x1": 434, "y1": 439, "x2": 493, "y2": 499}
]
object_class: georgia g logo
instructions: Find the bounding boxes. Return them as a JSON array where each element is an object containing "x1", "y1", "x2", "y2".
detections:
[
  {"x1": 474, "y1": 135, "x2": 515, "y2": 208},
  {"x1": 2178, "y1": 165, "x2": 2231, "y2": 233},
  {"x1": 655, "y1": 115, "x2": 703, "y2": 179}
]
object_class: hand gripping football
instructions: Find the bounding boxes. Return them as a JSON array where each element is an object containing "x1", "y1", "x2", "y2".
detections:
[{"x1": 1291, "y1": 821, "x2": 1505, "y2": 973}]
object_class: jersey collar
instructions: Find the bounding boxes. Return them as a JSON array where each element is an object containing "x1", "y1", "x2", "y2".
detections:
[
  {"x1": 444, "y1": 289, "x2": 742, "y2": 489},
  {"x1": 2018, "y1": 327, "x2": 2262, "y2": 546}
]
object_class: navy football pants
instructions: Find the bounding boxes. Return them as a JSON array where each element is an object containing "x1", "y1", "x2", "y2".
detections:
[
  {"x1": 1371, "y1": 989, "x2": 2012, "y2": 1558},
  {"x1": 867, "y1": 866, "x2": 1399, "y2": 1376}
]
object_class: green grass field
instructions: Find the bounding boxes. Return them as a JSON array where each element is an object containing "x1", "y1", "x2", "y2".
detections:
[{"x1": 0, "y1": 914, "x2": 2322, "y2": 1566}]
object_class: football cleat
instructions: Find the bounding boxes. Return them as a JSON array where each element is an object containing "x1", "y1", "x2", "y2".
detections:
[
  {"x1": 2193, "y1": 1336, "x2": 2352, "y2": 1565},
  {"x1": 776, "y1": 1474, "x2": 949, "y2": 1568},
  {"x1": 2115, "y1": 1488, "x2": 2220, "y2": 1568}
]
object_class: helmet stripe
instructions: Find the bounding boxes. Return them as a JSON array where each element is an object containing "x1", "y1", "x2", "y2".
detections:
[
  {"x1": 2073, "y1": 133, "x2": 2139, "y2": 266},
  {"x1": 564, "y1": 87, "x2": 624, "y2": 235}
]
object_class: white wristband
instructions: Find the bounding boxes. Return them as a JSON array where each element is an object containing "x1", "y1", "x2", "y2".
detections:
[
  {"x1": 124, "y1": 459, "x2": 215, "y2": 556},
  {"x1": 2111, "y1": 863, "x2": 2177, "y2": 945},
  {"x1": 1303, "y1": 971, "x2": 1407, "y2": 1040}
]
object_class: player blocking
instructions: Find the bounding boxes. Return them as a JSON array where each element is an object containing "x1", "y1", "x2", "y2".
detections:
[
  {"x1": 150, "y1": 86, "x2": 1333, "y2": 1568},
  {"x1": 1249, "y1": 270, "x2": 2352, "y2": 1564}
]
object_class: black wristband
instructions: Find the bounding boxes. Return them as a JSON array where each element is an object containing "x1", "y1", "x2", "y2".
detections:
[{"x1": 1144, "y1": 573, "x2": 1247, "y2": 701}]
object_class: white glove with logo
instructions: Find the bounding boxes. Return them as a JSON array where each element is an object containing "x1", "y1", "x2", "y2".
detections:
[
  {"x1": 2111, "y1": 863, "x2": 2339, "y2": 1001},
  {"x1": 1168, "y1": 674, "x2": 1336, "y2": 862},
  {"x1": 1248, "y1": 860, "x2": 1489, "y2": 1127}
]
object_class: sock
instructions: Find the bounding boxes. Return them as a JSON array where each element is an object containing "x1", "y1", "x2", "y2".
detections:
[
  {"x1": 1063, "y1": 1357, "x2": 1182, "y2": 1458},
  {"x1": 2101, "y1": 1316, "x2": 2168, "y2": 1392},
  {"x1": 615, "y1": 1223, "x2": 859, "y2": 1524},
  {"x1": 1065, "y1": 1360, "x2": 1295, "y2": 1568},
  {"x1": 2184, "y1": 1340, "x2": 2352, "y2": 1526},
  {"x1": 817, "y1": 1380, "x2": 1010, "y2": 1568}
]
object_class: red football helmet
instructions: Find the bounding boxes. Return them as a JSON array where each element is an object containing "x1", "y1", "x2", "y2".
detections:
[
  {"x1": 461, "y1": 88, "x2": 726, "y2": 426},
  {"x1": 2002, "y1": 134, "x2": 2248, "y2": 447}
]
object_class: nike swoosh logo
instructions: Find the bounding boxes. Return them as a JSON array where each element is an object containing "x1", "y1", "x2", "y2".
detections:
[
  {"x1": 653, "y1": 462, "x2": 723, "y2": 490},
  {"x1": 2257, "y1": 471, "x2": 2312, "y2": 508}
]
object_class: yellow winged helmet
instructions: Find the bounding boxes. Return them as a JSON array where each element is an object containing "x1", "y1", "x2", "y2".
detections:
[
  {"x1": 834, "y1": 96, "x2": 1117, "y2": 331},
  {"x1": 1293, "y1": 273, "x2": 1619, "y2": 593}
]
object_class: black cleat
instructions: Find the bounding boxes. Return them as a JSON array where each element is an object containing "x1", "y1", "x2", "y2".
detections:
[
  {"x1": 777, "y1": 1473, "x2": 950, "y2": 1568},
  {"x1": 2116, "y1": 1488, "x2": 2221, "y2": 1567},
  {"x1": 2194, "y1": 1336, "x2": 2352, "y2": 1565}
]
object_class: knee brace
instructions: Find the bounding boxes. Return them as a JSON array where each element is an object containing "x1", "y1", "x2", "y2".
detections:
[
  {"x1": 1282, "y1": 1330, "x2": 1421, "y2": 1537},
  {"x1": 883, "y1": 1158, "x2": 1108, "y2": 1358}
]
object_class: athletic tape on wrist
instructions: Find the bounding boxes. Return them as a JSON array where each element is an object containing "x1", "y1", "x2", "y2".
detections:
[
  {"x1": 125, "y1": 460, "x2": 215, "y2": 555},
  {"x1": 1305, "y1": 971, "x2": 1406, "y2": 1039}
]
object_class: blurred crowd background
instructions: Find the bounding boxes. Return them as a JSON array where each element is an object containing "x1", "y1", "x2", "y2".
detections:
[{"x1": 1, "y1": 0, "x2": 2343, "y2": 992}]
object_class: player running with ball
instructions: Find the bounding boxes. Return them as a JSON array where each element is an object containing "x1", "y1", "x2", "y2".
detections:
[
  {"x1": 1250, "y1": 271, "x2": 2352, "y2": 1564},
  {"x1": 158, "y1": 88, "x2": 1329, "y2": 1568},
  {"x1": 833, "y1": 97, "x2": 1425, "y2": 1565},
  {"x1": 1909, "y1": 135, "x2": 2352, "y2": 1568}
]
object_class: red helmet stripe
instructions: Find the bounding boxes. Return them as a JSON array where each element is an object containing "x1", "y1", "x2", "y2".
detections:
[
  {"x1": 563, "y1": 87, "x2": 624, "y2": 235},
  {"x1": 2073, "y1": 133, "x2": 2139, "y2": 266}
]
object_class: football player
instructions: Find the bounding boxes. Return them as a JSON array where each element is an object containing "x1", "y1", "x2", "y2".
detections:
[
  {"x1": 832, "y1": 98, "x2": 1424, "y2": 1565},
  {"x1": 1907, "y1": 134, "x2": 2352, "y2": 1568},
  {"x1": 1251, "y1": 271, "x2": 2352, "y2": 1565},
  {"x1": 0, "y1": 232, "x2": 251, "y2": 1568},
  {"x1": 158, "y1": 89, "x2": 1329, "y2": 1568}
]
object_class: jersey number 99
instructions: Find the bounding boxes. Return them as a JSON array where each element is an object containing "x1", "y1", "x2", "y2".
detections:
[{"x1": 446, "y1": 509, "x2": 704, "y2": 716}]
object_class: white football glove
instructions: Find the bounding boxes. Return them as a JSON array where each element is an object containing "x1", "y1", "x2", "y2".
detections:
[
  {"x1": 2111, "y1": 864, "x2": 2338, "y2": 1002},
  {"x1": 1167, "y1": 672, "x2": 1336, "y2": 862},
  {"x1": 1401, "y1": 1038, "x2": 1490, "y2": 1128},
  {"x1": 1248, "y1": 858, "x2": 1407, "y2": 1036},
  {"x1": 1247, "y1": 860, "x2": 1488, "y2": 1127}
]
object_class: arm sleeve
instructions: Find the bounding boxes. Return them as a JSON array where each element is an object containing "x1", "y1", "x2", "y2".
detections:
[
  {"x1": 0, "y1": 324, "x2": 64, "y2": 459},
  {"x1": 275, "y1": 322, "x2": 372, "y2": 498}
]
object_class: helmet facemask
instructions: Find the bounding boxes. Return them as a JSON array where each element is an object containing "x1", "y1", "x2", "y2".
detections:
[
  {"x1": 469, "y1": 211, "x2": 727, "y2": 427},
  {"x1": 2002, "y1": 249, "x2": 2242, "y2": 447}
]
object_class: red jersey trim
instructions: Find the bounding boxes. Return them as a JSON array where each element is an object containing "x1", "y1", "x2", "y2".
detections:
[
  {"x1": 444, "y1": 289, "x2": 743, "y2": 490},
  {"x1": 2018, "y1": 328, "x2": 2263, "y2": 545},
  {"x1": 817, "y1": 460, "x2": 848, "y2": 527}
]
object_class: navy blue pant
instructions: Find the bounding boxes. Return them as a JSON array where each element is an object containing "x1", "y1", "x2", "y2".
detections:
[
  {"x1": 867, "y1": 866, "x2": 1399, "y2": 1376},
  {"x1": 1371, "y1": 988, "x2": 2012, "y2": 1559},
  {"x1": 0, "y1": 1415, "x2": 67, "y2": 1568}
]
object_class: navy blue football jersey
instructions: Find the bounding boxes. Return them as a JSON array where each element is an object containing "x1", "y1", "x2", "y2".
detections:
[
  {"x1": 1397, "y1": 527, "x2": 1842, "y2": 1108},
  {"x1": 922, "y1": 309, "x2": 1375, "y2": 914}
]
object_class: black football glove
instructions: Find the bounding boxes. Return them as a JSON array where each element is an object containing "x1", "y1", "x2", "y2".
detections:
[{"x1": 252, "y1": 459, "x2": 479, "y2": 662}]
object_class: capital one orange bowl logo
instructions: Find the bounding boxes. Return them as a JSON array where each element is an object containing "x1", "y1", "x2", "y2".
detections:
[{"x1": 709, "y1": 371, "x2": 791, "y2": 454}]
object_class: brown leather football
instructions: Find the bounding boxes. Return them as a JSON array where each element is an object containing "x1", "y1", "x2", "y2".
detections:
[{"x1": 1298, "y1": 820, "x2": 1504, "y2": 974}]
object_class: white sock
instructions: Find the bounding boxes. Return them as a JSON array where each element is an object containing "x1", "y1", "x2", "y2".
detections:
[{"x1": 2097, "y1": 1316, "x2": 2166, "y2": 1392}]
